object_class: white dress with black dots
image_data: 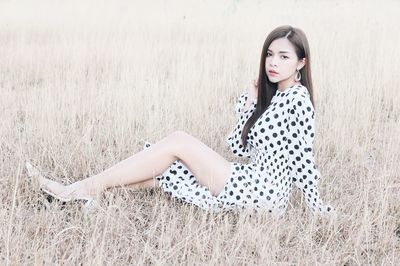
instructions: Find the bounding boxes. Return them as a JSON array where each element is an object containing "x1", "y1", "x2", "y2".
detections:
[{"x1": 143, "y1": 84, "x2": 335, "y2": 217}]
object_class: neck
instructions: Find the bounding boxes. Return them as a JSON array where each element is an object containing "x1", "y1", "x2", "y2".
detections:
[{"x1": 277, "y1": 81, "x2": 300, "y2": 92}]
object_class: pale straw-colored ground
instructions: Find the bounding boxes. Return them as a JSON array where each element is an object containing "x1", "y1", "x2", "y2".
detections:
[{"x1": 1, "y1": 0, "x2": 399, "y2": 264}]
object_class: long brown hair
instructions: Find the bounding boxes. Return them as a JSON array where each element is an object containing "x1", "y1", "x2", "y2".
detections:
[{"x1": 241, "y1": 25, "x2": 315, "y2": 149}]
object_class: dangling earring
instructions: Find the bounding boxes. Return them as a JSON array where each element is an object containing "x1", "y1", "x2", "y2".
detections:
[{"x1": 294, "y1": 69, "x2": 301, "y2": 82}]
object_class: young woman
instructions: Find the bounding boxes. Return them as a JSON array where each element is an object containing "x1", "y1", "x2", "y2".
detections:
[{"x1": 26, "y1": 25, "x2": 335, "y2": 217}]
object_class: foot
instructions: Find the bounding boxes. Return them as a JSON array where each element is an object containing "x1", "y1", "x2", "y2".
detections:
[
  {"x1": 41, "y1": 179, "x2": 100, "y2": 202},
  {"x1": 41, "y1": 179, "x2": 100, "y2": 210},
  {"x1": 25, "y1": 161, "x2": 95, "y2": 201},
  {"x1": 26, "y1": 162, "x2": 63, "y2": 192},
  {"x1": 41, "y1": 177, "x2": 69, "y2": 198}
]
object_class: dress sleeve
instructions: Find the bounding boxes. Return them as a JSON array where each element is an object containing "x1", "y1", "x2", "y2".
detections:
[
  {"x1": 286, "y1": 93, "x2": 336, "y2": 216},
  {"x1": 226, "y1": 91, "x2": 257, "y2": 159}
]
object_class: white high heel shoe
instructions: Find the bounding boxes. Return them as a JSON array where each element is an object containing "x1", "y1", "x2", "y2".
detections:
[{"x1": 25, "y1": 161, "x2": 97, "y2": 209}]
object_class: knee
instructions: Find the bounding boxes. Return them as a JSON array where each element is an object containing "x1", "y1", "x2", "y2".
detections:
[{"x1": 168, "y1": 130, "x2": 189, "y2": 153}]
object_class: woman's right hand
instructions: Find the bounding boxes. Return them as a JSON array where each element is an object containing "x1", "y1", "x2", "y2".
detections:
[{"x1": 248, "y1": 77, "x2": 258, "y2": 100}]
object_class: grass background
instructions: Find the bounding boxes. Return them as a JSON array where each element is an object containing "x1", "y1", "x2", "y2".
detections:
[{"x1": 1, "y1": 0, "x2": 399, "y2": 264}]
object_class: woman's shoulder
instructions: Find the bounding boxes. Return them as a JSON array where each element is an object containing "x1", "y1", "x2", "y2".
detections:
[
  {"x1": 285, "y1": 84, "x2": 314, "y2": 113},
  {"x1": 287, "y1": 84, "x2": 310, "y2": 101}
]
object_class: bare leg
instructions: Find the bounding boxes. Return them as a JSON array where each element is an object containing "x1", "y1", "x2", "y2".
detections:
[
  {"x1": 62, "y1": 133, "x2": 177, "y2": 197},
  {"x1": 44, "y1": 130, "x2": 232, "y2": 198},
  {"x1": 124, "y1": 178, "x2": 157, "y2": 191},
  {"x1": 36, "y1": 175, "x2": 157, "y2": 199}
]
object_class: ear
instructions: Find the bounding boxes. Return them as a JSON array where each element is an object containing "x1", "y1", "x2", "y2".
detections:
[{"x1": 297, "y1": 58, "x2": 306, "y2": 71}]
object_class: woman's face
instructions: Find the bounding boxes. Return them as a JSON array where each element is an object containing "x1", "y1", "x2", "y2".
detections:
[{"x1": 265, "y1": 37, "x2": 305, "y2": 90}]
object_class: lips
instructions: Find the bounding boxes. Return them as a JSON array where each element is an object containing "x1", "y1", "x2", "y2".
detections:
[{"x1": 268, "y1": 70, "x2": 279, "y2": 75}]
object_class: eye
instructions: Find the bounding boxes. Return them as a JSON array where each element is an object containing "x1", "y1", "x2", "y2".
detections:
[
  {"x1": 281, "y1": 55, "x2": 289, "y2": 59},
  {"x1": 266, "y1": 52, "x2": 272, "y2": 57}
]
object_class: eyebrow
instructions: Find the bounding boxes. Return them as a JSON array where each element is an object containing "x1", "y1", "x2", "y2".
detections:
[{"x1": 267, "y1": 49, "x2": 290, "y2": 53}]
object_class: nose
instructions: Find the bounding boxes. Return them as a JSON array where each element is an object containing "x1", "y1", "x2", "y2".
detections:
[{"x1": 269, "y1": 55, "x2": 278, "y2": 66}]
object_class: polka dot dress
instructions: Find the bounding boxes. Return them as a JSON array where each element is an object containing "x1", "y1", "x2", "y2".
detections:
[{"x1": 143, "y1": 84, "x2": 335, "y2": 217}]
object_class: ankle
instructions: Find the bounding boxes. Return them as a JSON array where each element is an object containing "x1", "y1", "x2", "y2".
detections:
[{"x1": 79, "y1": 179, "x2": 103, "y2": 197}]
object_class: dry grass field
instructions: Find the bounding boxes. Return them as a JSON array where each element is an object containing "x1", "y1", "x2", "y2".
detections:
[{"x1": 1, "y1": 0, "x2": 399, "y2": 264}]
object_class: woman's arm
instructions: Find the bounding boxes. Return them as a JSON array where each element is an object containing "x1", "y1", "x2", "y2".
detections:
[
  {"x1": 286, "y1": 92, "x2": 335, "y2": 215},
  {"x1": 226, "y1": 91, "x2": 257, "y2": 158}
]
